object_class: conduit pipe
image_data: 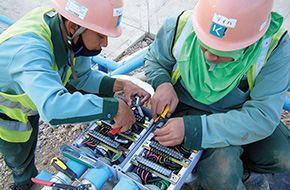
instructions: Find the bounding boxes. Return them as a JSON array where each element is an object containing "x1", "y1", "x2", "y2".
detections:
[
  {"x1": 0, "y1": 15, "x2": 15, "y2": 26},
  {"x1": 0, "y1": 15, "x2": 15, "y2": 34},
  {"x1": 91, "y1": 47, "x2": 148, "y2": 76}
]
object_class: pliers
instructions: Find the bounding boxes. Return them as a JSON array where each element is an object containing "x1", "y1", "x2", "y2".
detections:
[
  {"x1": 31, "y1": 178, "x2": 91, "y2": 190},
  {"x1": 132, "y1": 95, "x2": 144, "y2": 117}
]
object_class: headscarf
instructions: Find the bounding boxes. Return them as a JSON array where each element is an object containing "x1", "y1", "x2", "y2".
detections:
[{"x1": 178, "y1": 12, "x2": 283, "y2": 105}]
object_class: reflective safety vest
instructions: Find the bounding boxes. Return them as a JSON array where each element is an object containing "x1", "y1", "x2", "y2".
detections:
[
  {"x1": 0, "y1": 7, "x2": 72, "y2": 142},
  {"x1": 171, "y1": 10, "x2": 287, "y2": 91}
]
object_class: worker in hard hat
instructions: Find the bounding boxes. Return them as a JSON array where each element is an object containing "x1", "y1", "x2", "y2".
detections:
[
  {"x1": 145, "y1": 0, "x2": 290, "y2": 189},
  {"x1": 0, "y1": 0, "x2": 150, "y2": 189}
]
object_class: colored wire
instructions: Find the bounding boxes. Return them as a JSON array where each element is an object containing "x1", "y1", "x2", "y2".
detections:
[
  {"x1": 82, "y1": 138, "x2": 90, "y2": 144},
  {"x1": 181, "y1": 145, "x2": 190, "y2": 153},
  {"x1": 159, "y1": 156, "x2": 165, "y2": 164},
  {"x1": 174, "y1": 147, "x2": 181, "y2": 153},
  {"x1": 144, "y1": 171, "x2": 149, "y2": 184},
  {"x1": 141, "y1": 170, "x2": 145, "y2": 181}
]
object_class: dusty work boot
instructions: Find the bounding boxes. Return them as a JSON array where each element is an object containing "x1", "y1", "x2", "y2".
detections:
[
  {"x1": 243, "y1": 171, "x2": 270, "y2": 190},
  {"x1": 9, "y1": 183, "x2": 33, "y2": 190}
]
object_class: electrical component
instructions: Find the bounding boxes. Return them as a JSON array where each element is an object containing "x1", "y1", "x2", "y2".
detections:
[
  {"x1": 88, "y1": 130, "x2": 120, "y2": 149},
  {"x1": 131, "y1": 156, "x2": 180, "y2": 184},
  {"x1": 148, "y1": 141, "x2": 183, "y2": 161}
]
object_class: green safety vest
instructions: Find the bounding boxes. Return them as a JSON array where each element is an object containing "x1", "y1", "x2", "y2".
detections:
[
  {"x1": 171, "y1": 10, "x2": 287, "y2": 91},
  {"x1": 0, "y1": 7, "x2": 72, "y2": 142}
]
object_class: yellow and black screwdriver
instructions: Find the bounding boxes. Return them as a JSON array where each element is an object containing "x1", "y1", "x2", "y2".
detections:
[
  {"x1": 51, "y1": 157, "x2": 78, "y2": 181},
  {"x1": 151, "y1": 104, "x2": 170, "y2": 131}
]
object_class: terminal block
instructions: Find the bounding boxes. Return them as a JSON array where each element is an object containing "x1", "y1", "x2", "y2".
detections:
[
  {"x1": 120, "y1": 119, "x2": 203, "y2": 190},
  {"x1": 71, "y1": 106, "x2": 151, "y2": 165},
  {"x1": 71, "y1": 105, "x2": 202, "y2": 189}
]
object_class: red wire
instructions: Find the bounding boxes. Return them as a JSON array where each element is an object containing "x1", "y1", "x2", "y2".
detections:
[
  {"x1": 137, "y1": 167, "x2": 140, "y2": 175},
  {"x1": 141, "y1": 170, "x2": 145, "y2": 181},
  {"x1": 86, "y1": 140, "x2": 97, "y2": 147},
  {"x1": 144, "y1": 171, "x2": 149, "y2": 184},
  {"x1": 81, "y1": 139, "x2": 90, "y2": 144},
  {"x1": 149, "y1": 152, "x2": 160, "y2": 161},
  {"x1": 175, "y1": 147, "x2": 181, "y2": 153},
  {"x1": 145, "y1": 150, "x2": 150, "y2": 157}
]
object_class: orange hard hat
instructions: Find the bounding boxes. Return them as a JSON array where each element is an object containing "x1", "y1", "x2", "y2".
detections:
[
  {"x1": 192, "y1": 0, "x2": 273, "y2": 51},
  {"x1": 51, "y1": 0, "x2": 123, "y2": 37}
]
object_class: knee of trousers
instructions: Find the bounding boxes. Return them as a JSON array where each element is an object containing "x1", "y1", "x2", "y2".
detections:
[
  {"x1": 196, "y1": 147, "x2": 244, "y2": 189},
  {"x1": 271, "y1": 151, "x2": 290, "y2": 172}
]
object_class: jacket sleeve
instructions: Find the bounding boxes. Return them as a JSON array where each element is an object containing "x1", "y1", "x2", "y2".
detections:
[
  {"x1": 144, "y1": 14, "x2": 179, "y2": 90},
  {"x1": 7, "y1": 33, "x2": 118, "y2": 127},
  {"x1": 68, "y1": 56, "x2": 116, "y2": 97},
  {"x1": 183, "y1": 33, "x2": 290, "y2": 150}
]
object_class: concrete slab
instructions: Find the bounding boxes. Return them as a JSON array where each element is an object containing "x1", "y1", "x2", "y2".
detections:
[{"x1": 273, "y1": 0, "x2": 290, "y2": 30}]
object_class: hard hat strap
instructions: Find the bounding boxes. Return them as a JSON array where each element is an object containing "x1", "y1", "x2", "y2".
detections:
[{"x1": 58, "y1": 13, "x2": 86, "y2": 47}]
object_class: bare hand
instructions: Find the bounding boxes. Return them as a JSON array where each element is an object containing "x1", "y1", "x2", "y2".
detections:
[
  {"x1": 151, "y1": 82, "x2": 179, "y2": 120},
  {"x1": 113, "y1": 99, "x2": 136, "y2": 132},
  {"x1": 153, "y1": 117, "x2": 185, "y2": 146},
  {"x1": 114, "y1": 79, "x2": 151, "y2": 106}
]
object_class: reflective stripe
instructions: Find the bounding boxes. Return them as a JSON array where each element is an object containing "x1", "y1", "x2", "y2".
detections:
[
  {"x1": 0, "y1": 96, "x2": 38, "y2": 115},
  {"x1": 173, "y1": 15, "x2": 193, "y2": 63},
  {"x1": 171, "y1": 15, "x2": 193, "y2": 84},
  {"x1": 0, "y1": 119, "x2": 32, "y2": 132},
  {"x1": 254, "y1": 37, "x2": 272, "y2": 78}
]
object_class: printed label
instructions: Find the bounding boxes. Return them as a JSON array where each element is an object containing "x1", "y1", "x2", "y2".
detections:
[
  {"x1": 113, "y1": 7, "x2": 123, "y2": 17},
  {"x1": 65, "y1": 0, "x2": 88, "y2": 20},
  {"x1": 212, "y1": 13, "x2": 237, "y2": 28},
  {"x1": 210, "y1": 23, "x2": 226, "y2": 38}
]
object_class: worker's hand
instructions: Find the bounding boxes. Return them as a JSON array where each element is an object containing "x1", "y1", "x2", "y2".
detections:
[
  {"x1": 113, "y1": 79, "x2": 151, "y2": 106},
  {"x1": 113, "y1": 99, "x2": 136, "y2": 132},
  {"x1": 153, "y1": 117, "x2": 185, "y2": 147},
  {"x1": 151, "y1": 82, "x2": 179, "y2": 120}
]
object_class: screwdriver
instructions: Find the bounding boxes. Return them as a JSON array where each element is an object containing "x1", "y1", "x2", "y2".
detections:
[
  {"x1": 154, "y1": 104, "x2": 170, "y2": 123},
  {"x1": 151, "y1": 104, "x2": 170, "y2": 131},
  {"x1": 51, "y1": 157, "x2": 77, "y2": 181}
]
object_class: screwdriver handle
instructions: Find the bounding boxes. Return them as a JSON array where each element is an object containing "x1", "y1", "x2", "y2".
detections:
[
  {"x1": 51, "y1": 157, "x2": 77, "y2": 181},
  {"x1": 154, "y1": 104, "x2": 170, "y2": 122}
]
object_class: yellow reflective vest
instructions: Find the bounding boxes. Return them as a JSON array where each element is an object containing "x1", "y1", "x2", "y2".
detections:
[{"x1": 0, "y1": 7, "x2": 72, "y2": 142}]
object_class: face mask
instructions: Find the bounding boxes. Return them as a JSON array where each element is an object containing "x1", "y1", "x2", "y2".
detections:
[{"x1": 71, "y1": 34, "x2": 102, "y2": 57}]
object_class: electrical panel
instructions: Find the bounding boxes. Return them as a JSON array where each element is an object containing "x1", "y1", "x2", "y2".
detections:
[{"x1": 71, "y1": 106, "x2": 202, "y2": 190}]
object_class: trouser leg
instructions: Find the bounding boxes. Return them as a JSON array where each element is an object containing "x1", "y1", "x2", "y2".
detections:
[
  {"x1": 196, "y1": 146, "x2": 246, "y2": 190},
  {"x1": 196, "y1": 122, "x2": 290, "y2": 190},
  {"x1": 0, "y1": 115, "x2": 39, "y2": 185},
  {"x1": 241, "y1": 121, "x2": 290, "y2": 173},
  {"x1": 172, "y1": 102, "x2": 290, "y2": 189}
]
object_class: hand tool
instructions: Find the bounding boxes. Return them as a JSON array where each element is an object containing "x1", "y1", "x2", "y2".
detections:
[
  {"x1": 31, "y1": 178, "x2": 91, "y2": 190},
  {"x1": 51, "y1": 157, "x2": 78, "y2": 181},
  {"x1": 151, "y1": 104, "x2": 170, "y2": 131},
  {"x1": 154, "y1": 104, "x2": 170, "y2": 123},
  {"x1": 132, "y1": 95, "x2": 144, "y2": 117},
  {"x1": 59, "y1": 145, "x2": 103, "y2": 168}
]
